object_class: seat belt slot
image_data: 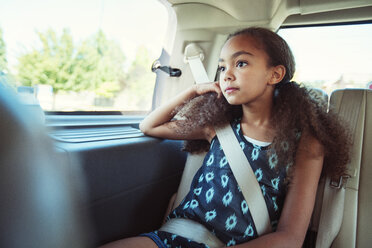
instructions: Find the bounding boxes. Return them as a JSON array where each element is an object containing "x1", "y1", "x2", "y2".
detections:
[{"x1": 184, "y1": 43, "x2": 210, "y2": 84}]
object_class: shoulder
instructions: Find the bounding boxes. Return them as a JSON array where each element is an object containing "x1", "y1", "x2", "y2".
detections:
[
  {"x1": 296, "y1": 132, "x2": 324, "y2": 160},
  {"x1": 206, "y1": 118, "x2": 240, "y2": 142},
  {"x1": 204, "y1": 125, "x2": 216, "y2": 143}
]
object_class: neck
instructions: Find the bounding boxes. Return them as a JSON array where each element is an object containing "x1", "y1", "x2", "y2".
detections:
[
  {"x1": 241, "y1": 87, "x2": 274, "y2": 127},
  {"x1": 239, "y1": 86, "x2": 276, "y2": 142}
]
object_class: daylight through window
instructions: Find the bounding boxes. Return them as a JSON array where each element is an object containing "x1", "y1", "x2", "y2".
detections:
[
  {"x1": 0, "y1": 0, "x2": 168, "y2": 113},
  {"x1": 278, "y1": 23, "x2": 372, "y2": 94}
]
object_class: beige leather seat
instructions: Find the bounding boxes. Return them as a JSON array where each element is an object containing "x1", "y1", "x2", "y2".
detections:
[
  {"x1": 328, "y1": 89, "x2": 372, "y2": 247},
  {"x1": 309, "y1": 89, "x2": 371, "y2": 248}
]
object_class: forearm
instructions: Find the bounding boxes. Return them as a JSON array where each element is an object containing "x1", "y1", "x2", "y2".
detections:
[{"x1": 139, "y1": 86, "x2": 197, "y2": 135}]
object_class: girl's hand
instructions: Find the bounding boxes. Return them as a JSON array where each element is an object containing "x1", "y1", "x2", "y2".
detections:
[
  {"x1": 140, "y1": 82, "x2": 220, "y2": 140},
  {"x1": 193, "y1": 81, "x2": 222, "y2": 98}
]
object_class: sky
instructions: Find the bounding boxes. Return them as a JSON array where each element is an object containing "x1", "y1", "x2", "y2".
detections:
[
  {"x1": 1, "y1": 0, "x2": 371, "y2": 86},
  {"x1": 0, "y1": 0, "x2": 168, "y2": 70},
  {"x1": 278, "y1": 24, "x2": 372, "y2": 84}
]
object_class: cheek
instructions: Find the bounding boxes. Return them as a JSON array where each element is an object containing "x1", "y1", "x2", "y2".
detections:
[
  {"x1": 218, "y1": 72, "x2": 225, "y2": 82},
  {"x1": 249, "y1": 69, "x2": 271, "y2": 82},
  {"x1": 218, "y1": 76, "x2": 227, "y2": 87},
  {"x1": 263, "y1": 71, "x2": 273, "y2": 84}
]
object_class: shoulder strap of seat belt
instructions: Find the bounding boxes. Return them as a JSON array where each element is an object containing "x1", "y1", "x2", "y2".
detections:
[
  {"x1": 315, "y1": 90, "x2": 365, "y2": 248},
  {"x1": 215, "y1": 124, "x2": 272, "y2": 236},
  {"x1": 173, "y1": 43, "x2": 211, "y2": 208},
  {"x1": 174, "y1": 152, "x2": 206, "y2": 208},
  {"x1": 183, "y1": 43, "x2": 211, "y2": 84}
]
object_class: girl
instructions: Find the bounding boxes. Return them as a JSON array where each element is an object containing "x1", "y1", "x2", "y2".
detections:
[{"x1": 101, "y1": 27, "x2": 351, "y2": 248}]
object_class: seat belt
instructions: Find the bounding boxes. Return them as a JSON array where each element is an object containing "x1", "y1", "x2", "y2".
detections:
[
  {"x1": 173, "y1": 42, "x2": 211, "y2": 208},
  {"x1": 315, "y1": 90, "x2": 365, "y2": 248},
  {"x1": 184, "y1": 43, "x2": 210, "y2": 84},
  {"x1": 215, "y1": 124, "x2": 272, "y2": 235}
]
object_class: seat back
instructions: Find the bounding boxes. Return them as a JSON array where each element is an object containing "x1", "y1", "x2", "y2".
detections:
[
  {"x1": 309, "y1": 89, "x2": 372, "y2": 247},
  {"x1": 0, "y1": 85, "x2": 90, "y2": 247},
  {"x1": 329, "y1": 89, "x2": 372, "y2": 248}
]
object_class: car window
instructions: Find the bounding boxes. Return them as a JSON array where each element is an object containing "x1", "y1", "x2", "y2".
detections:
[
  {"x1": 278, "y1": 23, "x2": 372, "y2": 95},
  {"x1": 0, "y1": 0, "x2": 168, "y2": 113}
]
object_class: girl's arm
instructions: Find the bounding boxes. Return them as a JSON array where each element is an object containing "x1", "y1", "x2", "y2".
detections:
[
  {"x1": 233, "y1": 133, "x2": 324, "y2": 248},
  {"x1": 139, "y1": 82, "x2": 221, "y2": 141}
]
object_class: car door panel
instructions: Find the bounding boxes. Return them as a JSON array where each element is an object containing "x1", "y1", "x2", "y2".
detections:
[{"x1": 54, "y1": 134, "x2": 187, "y2": 245}]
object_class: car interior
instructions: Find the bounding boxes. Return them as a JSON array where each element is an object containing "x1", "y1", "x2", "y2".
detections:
[{"x1": 1, "y1": 0, "x2": 372, "y2": 247}]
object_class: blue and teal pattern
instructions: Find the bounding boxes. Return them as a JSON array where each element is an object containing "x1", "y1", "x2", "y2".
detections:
[{"x1": 151, "y1": 118, "x2": 288, "y2": 247}]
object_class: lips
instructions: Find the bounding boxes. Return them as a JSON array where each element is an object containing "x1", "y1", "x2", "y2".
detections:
[{"x1": 225, "y1": 87, "x2": 239, "y2": 94}]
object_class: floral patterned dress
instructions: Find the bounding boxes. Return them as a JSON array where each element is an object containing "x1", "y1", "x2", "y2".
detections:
[{"x1": 141, "y1": 118, "x2": 288, "y2": 248}]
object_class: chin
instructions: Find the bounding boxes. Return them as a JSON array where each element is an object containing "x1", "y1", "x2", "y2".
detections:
[{"x1": 225, "y1": 98, "x2": 243, "y2": 105}]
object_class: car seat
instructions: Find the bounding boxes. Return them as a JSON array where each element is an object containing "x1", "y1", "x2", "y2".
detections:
[
  {"x1": 0, "y1": 84, "x2": 91, "y2": 247},
  {"x1": 312, "y1": 89, "x2": 372, "y2": 248}
]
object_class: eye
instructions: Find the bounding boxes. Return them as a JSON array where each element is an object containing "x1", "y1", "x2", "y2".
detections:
[
  {"x1": 236, "y1": 61, "x2": 248, "y2": 68},
  {"x1": 218, "y1": 66, "x2": 226, "y2": 72}
]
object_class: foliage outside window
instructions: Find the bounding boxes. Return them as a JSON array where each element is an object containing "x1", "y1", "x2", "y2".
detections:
[{"x1": 0, "y1": 0, "x2": 168, "y2": 113}]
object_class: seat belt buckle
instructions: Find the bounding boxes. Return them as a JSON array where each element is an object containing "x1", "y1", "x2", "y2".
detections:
[{"x1": 329, "y1": 175, "x2": 351, "y2": 189}]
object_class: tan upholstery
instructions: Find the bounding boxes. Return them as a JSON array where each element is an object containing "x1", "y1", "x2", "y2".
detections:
[{"x1": 329, "y1": 89, "x2": 372, "y2": 248}]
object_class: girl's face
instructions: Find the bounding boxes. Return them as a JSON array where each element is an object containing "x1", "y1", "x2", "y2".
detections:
[{"x1": 218, "y1": 34, "x2": 278, "y2": 106}]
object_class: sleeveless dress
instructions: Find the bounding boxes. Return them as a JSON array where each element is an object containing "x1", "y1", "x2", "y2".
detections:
[{"x1": 141, "y1": 118, "x2": 288, "y2": 247}]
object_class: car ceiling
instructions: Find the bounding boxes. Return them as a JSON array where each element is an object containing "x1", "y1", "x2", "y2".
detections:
[
  {"x1": 167, "y1": 0, "x2": 372, "y2": 29},
  {"x1": 168, "y1": 0, "x2": 281, "y2": 22}
]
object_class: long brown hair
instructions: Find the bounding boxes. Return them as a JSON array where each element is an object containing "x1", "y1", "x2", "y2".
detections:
[{"x1": 174, "y1": 27, "x2": 351, "y2": 180}]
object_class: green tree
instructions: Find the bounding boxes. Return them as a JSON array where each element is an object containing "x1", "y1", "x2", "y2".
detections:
[
  {"x1": 16, "y1": 28, "x2": 125, "y2": 97},
  {"x1": 123, "y1": 46, "x2": 156, "y2": 110},
  {"x1": 17, "y1": 29, "x2": 76, "y2": 92},
  {"x1": 74, "y1": 30, "x2": 125, "y2": 97},
  {"x1": 0, "y1": 28, "x2": 7, "y2": 72}
]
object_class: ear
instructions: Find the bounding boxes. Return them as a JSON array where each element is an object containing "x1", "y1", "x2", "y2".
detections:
[{"x1": 268, "y1": 65, "x2": 286, "y2": 85}]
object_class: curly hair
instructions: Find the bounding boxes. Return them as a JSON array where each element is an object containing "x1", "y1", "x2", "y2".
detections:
[{"x1": 174, "y1": 27, "x2": 351, "y2": 180}]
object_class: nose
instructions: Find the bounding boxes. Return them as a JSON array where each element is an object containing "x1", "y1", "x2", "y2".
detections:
[{"x1": 223, "y1": 68, "x2": 235, "y2": 82}]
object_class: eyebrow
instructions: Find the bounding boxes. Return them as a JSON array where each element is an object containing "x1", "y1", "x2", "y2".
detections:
[{"x1": 219, "y1": 50, "x2": 254, "y2": 62}]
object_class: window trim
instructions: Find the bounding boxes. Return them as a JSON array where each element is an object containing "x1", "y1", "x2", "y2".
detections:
[{"x1": 280, "y1": 19, "x2": 372, "y2": 30}]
